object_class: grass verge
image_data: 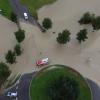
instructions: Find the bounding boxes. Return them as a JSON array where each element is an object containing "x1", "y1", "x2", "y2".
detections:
[{"x1": 0, "y1": 0, "x2": 12, "y2": 19}]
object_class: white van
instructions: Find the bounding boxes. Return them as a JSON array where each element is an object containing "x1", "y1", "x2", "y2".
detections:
[
  {"x1": 24, "y1": 13, "x2": 28, "y2": 20},
  {"x1": 7, "y1": 92, "x2": 17, "y2": 97}
]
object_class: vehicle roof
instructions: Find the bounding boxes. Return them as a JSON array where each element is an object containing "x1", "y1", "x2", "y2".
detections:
[
  {"x1": 42, "y1": 58, "x2": 48, "y2": 61},
  {"x1": 24, "y1": 13, "x2": 28, "y2": 16}
]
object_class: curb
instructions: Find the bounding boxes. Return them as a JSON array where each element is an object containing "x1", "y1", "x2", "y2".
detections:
[
  {"x1": 4, "y1": 74, "x2": 21, "y2": 92},
  {"x1": 85, "y1": 78, "x2": 93, "y2": 100}
]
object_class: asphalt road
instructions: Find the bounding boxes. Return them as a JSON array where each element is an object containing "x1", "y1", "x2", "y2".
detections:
[
  {"x1": 0, "y1": 75, "x2": 100, "y2": 100},
  {"x1": 17, "y1": 73, "x2": 36, "y2": 100},
  {"x1": 86, "y1": 79, "x2": 100, "y2": 100},
  {"x1": 9, "y1": 0, "x2": 35, "y2": 23},
  {"x1": 0, "y1": 72, "x2": 36, "y2": 100},
  {"x1": 9, "y1": 0, "x2": 45, "y2": 32}
]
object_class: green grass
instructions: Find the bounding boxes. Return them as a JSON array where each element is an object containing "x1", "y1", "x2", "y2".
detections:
[
  {"x1": 30, "y1": 65, "x2": 92, "y2": 100},
  {"x1": 0, "y1": 0, "x2": 12, "y2": 19},
  {"x1": 20, "y1": 0, "x2": 57, "y2": 19}
]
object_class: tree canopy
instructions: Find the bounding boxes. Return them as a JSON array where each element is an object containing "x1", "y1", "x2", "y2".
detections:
[
  {"x1": 92, "y1": 16, "x2": 100, "y2": 30},
  {"x1": 14, "y1": 44, "x2": 22, "y2": 56},
  {"x1": 5, "y1": 50, "x2": 16, "y2": 64},
  {"x1": 15, "y1": 29, "x2": 25, "y2": 43},
  {"x1": 79, "y1": 12, "x2": 95, "y2": 24},
  {"x1": 42, "y1": 18, "x2": 52, "y2": 30},
  {"x1": 76, "y1": 29, "x2": 88, "y2": 43},
  {"x1": 10, "y1": 12, "x2": 17, "y2": 23},
  {"x1": 57, "y1": 29, "x2": 71, "y2": 44},
  {"x1": 0, "y1": 62, "x2": 11, "y2": 87},
  {"x1": 47, "y1": 76, "x2": 79, "y2": 100}
]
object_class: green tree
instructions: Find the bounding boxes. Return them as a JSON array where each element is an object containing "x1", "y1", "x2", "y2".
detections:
[
  {"x1": 47, "y1": 76, "x2": 79, "y2": 100},
  {"x1": 0, "y1": 62, "x2": 11, "y2": 88},
  {"x1": 42, "y1": 18, "x2": 52, "y2": 29},
  {"x1": 5, "y1": 50, "x2": 16, "y2": 64},
  {"x1": 14, "y1": 44, "x2": 22, "y2": 56},
  {"x1": 92, "y1": 16, "x2": 100, "y2": 30},
  {"x1": 76, "y1": 29, "x2": 88, "y2": 43},
  {"x1": 15, "y1": 29, "x2": 25, "y2": 43},
  {"x1": 57, "y1": 29, "x2": 71, "y2": 44},
  {"x1": 79, "y1": 12, "x2": 95, "y2": 24},
  {"x1": 10, "y1": 12, "x2": 17, "y2": 23}
]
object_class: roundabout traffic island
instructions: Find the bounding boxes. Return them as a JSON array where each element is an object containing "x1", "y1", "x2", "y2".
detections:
[{"x1": 30, "y1": 65, "x2": 92, "y2": 100}]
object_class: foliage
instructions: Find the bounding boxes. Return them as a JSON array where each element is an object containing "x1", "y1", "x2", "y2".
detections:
[
  {"x1": 57, "y1": 29, "x2": 71, "y2": 44},
  {"x1": 28, "y1": 6, "x2": 38, "y2": 20},
  {"x1": 32, "y1": 9, "x2": 38, "y2": 20},
  {"x1": 79, "y1": 12, "x2": 95, "y2": 24},
  {"x1": 10, "y1": 12, "x2": 17, "y2": 23},
  {"x1": 5, "y1": 50, "x2": 16, "y2": 64},
  {"x1": 0, "y1": 0, "x2": 12, "y2": 19},
  {"x1": 30, "y1": 65, "x2": 91, "y2": 100},
  {"x1": 47, "y1": 76, "x2": 79, "y2": 100},
  {"x1": 42, "y1": 18, "x2": 52, "y2": 29},
  {"x1": 15, "y1": 29, "x2": 25, "y2": 43},
  {"x1": 92, "y1": 16, "x2": 100, "y2": 30},
  {"x1": 14, "y1": 44, "x2": 22, "y2": 56},
  {"x1": 79, "y1": 12, "x2": 100, "y2": 30},
  {"x1": 20, "y1": 0, "x2": 56, "y2": 20},
  {"x1": 0, "y1": 62, "x2": 11, "y2": 87},
  {"x1": 76, "y1": 29, "x2": 88, "y2": 43}
]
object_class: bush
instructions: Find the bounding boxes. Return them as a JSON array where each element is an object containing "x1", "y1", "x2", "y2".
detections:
[
  {"x1": 76, "y1": 29, "x2": 88, "y2": 43},
  {"x1": 15, "y1": 29, "x2": 25, "y2": 43},
  {"x1": 5, "y1": 50, "x2": 16, "y2": 64},
  {"x1": 92, "y1": 16, "x2": 100, "y2": 30},
  {"x1": 47, "y1": 76, "x2": 79, "y2": 100},
  {"x1": 0, "y1": 62, "x2": 11, "y2": 87},
  {"x1": 10, "y1": 12, "x2": 17, "y2": 23},
  {"x1": 14, "y1": 44, "x2": 22, "y2": 56},
  {"x1": 79, "y1": 12, "x2": 95, "y2": 24},
  {"x1": 57, "y1": 29, "x2": 71, "y2": 44},
  {"x1": 42, "y1": 18, "x2": 52, "y2": 29}
]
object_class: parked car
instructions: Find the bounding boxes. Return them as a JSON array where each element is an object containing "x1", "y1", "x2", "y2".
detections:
[
  {"x1": 7, "y1": 92, "x2": 17, "y2": 97},
  {"x1": 36, "y1": 58, "x2": 49, "y2": 66},
  {"x1": 24, "y1": 13, "x2": 28, "y2": 20}
]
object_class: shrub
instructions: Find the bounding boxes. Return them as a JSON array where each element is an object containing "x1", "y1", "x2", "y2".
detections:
[
  {"x1": 47, "y1": 76, "x2": 79, "y2": 100},
  {"x1": 76, "y1": 29, "x2": 88, "y2": 43},
  {"x1": 5, "y1": 50, "x2": 16, "y2": 64},
  {"x1": 10, "y1": 12, "x2": 17, "y2": 23},
  {"x1": 92, "y1": 16, "x2": 100, "y2": 30},
  {"x1": 42, "y1": 18, "x2": 52, "y2": 29},
  {"x1": 79, "y1": 12, "x2": 95, "y2": 24},
  {"x1": 57, "y1": 29, "x2": 71, "y2": 44},
  {"x1": 0, "y1": 62, "x2": 11, "y2": 87},
  {"x1": 14, "y1": 44, "x2": 22, "y2": 56},
  {"x1": 15, "y1": 29, "x2": 25, "y2": 43}
]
